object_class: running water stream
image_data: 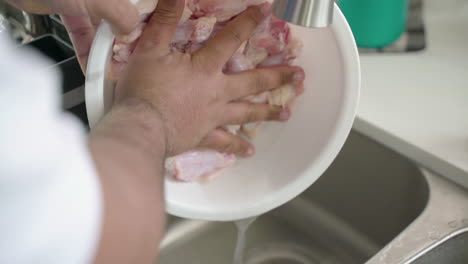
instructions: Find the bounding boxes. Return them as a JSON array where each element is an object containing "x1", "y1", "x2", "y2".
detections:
[{"x1": 233, "y1": 217, "x2": 258, "y2": 264}]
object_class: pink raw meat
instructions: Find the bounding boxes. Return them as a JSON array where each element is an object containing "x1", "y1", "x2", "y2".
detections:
[
  {"x1": 224, "y1": 16, "x2": 296, "y2": 73},
  {"x1": 225, "y1": 43, "x2": 254, "y2": 73},
  {"x1": 113, "y1": 40, "x2": 138, "y2": 62},
  {"x1": 189, "y1": 0, "x2": 266, "y2": 22},
  {"x1": 225, "y1": 53, "x2": 254, "y2": 73},
  {"x1": 247, "y1": 15, "x2": 290, "y2": 55},
  {"x1": 108, "y1": 0, "x2": 303, "y2": 182},
  {"x1": 165, "y1": 150, "x2": 236, "y2": 182},
  {"x1": 171, "y1": 16, "x2": 217, "y2": 47}
]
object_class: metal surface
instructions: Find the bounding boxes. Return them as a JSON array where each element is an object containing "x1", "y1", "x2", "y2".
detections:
[
  {"x1": 160, "y1": 132, "x2": 468, "y2": 264},
  {"x1": 410, "y1": 230, "x2": 468, "y2": 264},
  {"x1": 0, "y1": 1, "x2": 50, "y2": 41},
  {"x1": 366, "y1": 169, "x2": 468, "y2": 264},
  {"x1": 159, "y1": 131, "x2": 430, "y2": 264},
  {"x1": 272, "y1": 0, "x2": 334, "y2": 28},
  {"x1": 1, "y1": 4, "x2": 86, "y2": 118},
  {"x1": 19, "y1": 34, "x2": 74, "y2": 63}
]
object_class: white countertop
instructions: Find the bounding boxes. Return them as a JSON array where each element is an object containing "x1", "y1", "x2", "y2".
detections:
[{"x1": 352, "y1": 0, "x2": 468, "y2": 188}]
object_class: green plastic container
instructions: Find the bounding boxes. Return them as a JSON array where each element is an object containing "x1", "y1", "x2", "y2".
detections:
[{"x1": 338, "y1": 0, "x2": 408, "y2": 48}]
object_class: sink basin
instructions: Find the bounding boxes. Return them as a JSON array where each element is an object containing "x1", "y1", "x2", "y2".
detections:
[{"x1": 158, "y1": 131, "x2": 430, "y2": 264}]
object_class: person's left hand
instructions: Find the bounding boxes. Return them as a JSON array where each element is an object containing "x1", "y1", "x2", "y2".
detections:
[{"x1": 8, "y1": 0, "x2": 140, "y2": 71}]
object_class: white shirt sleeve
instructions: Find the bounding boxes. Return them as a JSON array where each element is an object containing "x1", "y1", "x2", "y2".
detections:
[{"x1": 0, "y1": 35, "x2": 102, "y2": 264}]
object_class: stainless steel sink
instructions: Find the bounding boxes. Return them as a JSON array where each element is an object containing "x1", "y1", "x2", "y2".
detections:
[
  {"x1": 367, "y1": 168, "x2": 468, "y2": 264},
  {"x1": 158, "y1": 131, "x2": 431, "y2": 264},
  {"x1": 410, "y1": 230, "x2": 468, "y2": 264}
]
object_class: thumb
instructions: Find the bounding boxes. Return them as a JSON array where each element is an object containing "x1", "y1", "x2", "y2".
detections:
[{"x1": 86, "y1": 0, "x2": 140, "y2": 34}]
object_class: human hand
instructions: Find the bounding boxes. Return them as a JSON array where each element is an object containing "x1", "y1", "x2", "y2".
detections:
[
  {"x1": 8, "y1": 0, "x2": 140, "y2": 71},
  {"x1": 115, "y1": 0, "x2": 305, "y2": 157}
]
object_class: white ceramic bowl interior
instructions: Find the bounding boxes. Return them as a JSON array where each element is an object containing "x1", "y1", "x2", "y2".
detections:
[{"x1": 85, "y1": 4, "x2": 360, "y2": 221}]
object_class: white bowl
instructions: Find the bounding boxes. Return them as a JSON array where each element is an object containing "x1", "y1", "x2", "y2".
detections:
[{"x1": 85, "y1": 4, "x2": 360, "y2": 221}]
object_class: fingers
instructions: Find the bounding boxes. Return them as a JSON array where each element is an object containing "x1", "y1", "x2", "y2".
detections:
[
  {"x1": 224, "y1": 66, "x2": 305, "y2": 100},
  {"x1": 199, "y1": 129, "x2": 254, "y2": 157},
  {"x1": 193, "y1": 3, "x2": 270, "y2": 69},
  {"x1": 222, "y1": 102, "x2": 290, "y2": 125},
  {"x1": 86, "y1": 0, "x2": 139, "y2": 34},
  {"x1": 61, "y1": 15, "x2": 96, "y2": 72},
  {"x1": 137, "y1": 0, "x2": 185, "y2": 52}
]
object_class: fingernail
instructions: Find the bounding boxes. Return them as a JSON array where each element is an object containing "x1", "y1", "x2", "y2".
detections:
[
  {"x1": 246, "y1": 147, "x2": 255, "y2": 156},
  {"x1": 260, "y1": 3, "x2": 271, "y2": 16},
  {"x1": 293, "y1": 70, "x2": 305, "y2": 83},
  {"x1": 279, "y1": 109, "x2": 290, "y2": 121}
]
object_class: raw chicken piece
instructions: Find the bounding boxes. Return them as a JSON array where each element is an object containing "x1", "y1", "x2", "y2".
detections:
[
  {"x1": 244, "y1": 91, "x2": 270, "y2": 104},
  {"x1": 225, "y1": 53, "x2": 254, "y2": 73},
  {"x1": 166, "y1": 150, "x2": 236, "y2": 182},
  {"x1": 109, "y1": 15, "x2": 216, "y2": 79},
  {"x1": 241, "y1": 122, "x2": 262, "y2": 139},
  {"x1": 225, "y1": 42, "x2": 254, "y2": 73},
  {"x1": 113, "y1": 43, "x2": 130, "y2": 62},
  {"x1": 109, "y1": 2, "x2": 299, "y2": 77},
  {"x1": 258, "y1": 52, "x2": 284, "y2": 67},
  {"x1": 224, "y1": 16, "x2": 297, "y2": 73},
  {"x1": 286, "y1": 38, "x2": 303, "y2": 61},
  {"x1": 110, "y1": 40, "x2": 138, "y2": 80},
  {"x1": 268, "y1": 84, "x2": 296, "y2": 107},
  {"x1": 225, "y1": 125, "x2": 241, "y2": 135},
  {"x1": 240, "y1": 91, "x2": 269, "y2": 139},
  {"x1": 244, "y1": 46, "x2": 268, "y2": 66},
  {"x1": 113, "y1": 40, "x2": 138, "y2": 62},
  {"x1": 191, "y1": 17, "x2": 218, "y2": 42},
  {"x1": 247, "y1": 15, "x2": 289, "y2": 55},
  {"x1": 189, "y1": 0, "x2": 267, "y2": 22},
  {"x1": 260, "y1": 37, "x2": 303, "y2": 67},
  {"x1": 172, "y1": 16, "x2": 217, "y2": 44},
  {"x1": 224, "y1": 15, "x2": 296, "y2": 73},
  {"x1": 241, "y1": 85, "x2": 296, "y2": 139}
]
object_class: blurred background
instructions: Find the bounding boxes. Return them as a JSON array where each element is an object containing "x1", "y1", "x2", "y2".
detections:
[{"x1": 0, "y1": 1, "x2": 87, "y2": 125}]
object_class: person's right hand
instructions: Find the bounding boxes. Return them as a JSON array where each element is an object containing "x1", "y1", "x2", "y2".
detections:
[{"x1": 115, "y1": 0, "x2": 305, "y2": 157}]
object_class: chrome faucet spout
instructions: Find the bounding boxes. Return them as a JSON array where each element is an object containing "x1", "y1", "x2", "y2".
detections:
[{"x1": 272, "y1": 0, "x2": 334, "y2": 28}]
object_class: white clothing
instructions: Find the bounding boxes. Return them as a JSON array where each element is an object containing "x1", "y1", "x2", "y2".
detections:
[{"x1": 0, "y1": 35, "x2": 101, "y2": 263}]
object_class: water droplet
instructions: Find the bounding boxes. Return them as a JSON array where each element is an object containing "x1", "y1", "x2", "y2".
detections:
[{"x1": 448, "y1": 220, "x2": 458, "y2": 228}]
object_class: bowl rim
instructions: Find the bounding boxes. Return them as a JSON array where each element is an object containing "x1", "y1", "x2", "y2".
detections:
[{"x1": 85, "y1": 3, "x2": 361, "y2": 221}]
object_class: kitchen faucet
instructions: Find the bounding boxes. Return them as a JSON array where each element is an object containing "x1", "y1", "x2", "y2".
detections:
[{"x1": 272, "y1": 0, "x2": 334, "y2": 28}]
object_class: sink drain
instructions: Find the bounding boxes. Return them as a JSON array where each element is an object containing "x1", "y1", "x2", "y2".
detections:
[{"x1": 245, "y1": 242, "x2": 334, "y2": 264}]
